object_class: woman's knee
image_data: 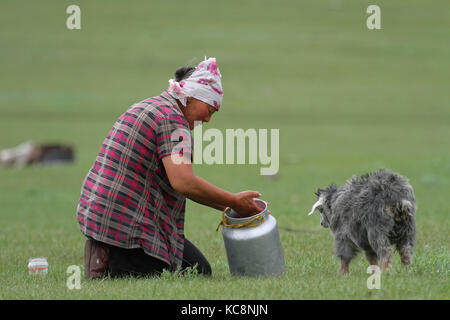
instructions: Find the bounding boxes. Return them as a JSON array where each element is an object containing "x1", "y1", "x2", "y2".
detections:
[{"x1": 182, "y1": 238, "x2": 212, "y2": 276}]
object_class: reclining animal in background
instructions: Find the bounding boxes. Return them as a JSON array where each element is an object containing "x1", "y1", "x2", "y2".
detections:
[{"x1": 0, "y1": 141, "x2": 74, "y2": 168}]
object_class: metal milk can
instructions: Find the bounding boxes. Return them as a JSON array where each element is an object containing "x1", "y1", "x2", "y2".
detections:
[{"x1": 219, "y1": 199, "x2": 285, "y2": 277}]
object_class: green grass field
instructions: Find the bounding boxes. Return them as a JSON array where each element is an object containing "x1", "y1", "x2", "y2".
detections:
[{"x1": 0, "y1": 0, "x2": 449, "y2": 299}]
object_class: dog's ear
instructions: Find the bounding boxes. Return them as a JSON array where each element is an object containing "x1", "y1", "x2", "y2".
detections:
[
  {"x1": 314, "y1": 188, "x2": 323, "y2": 197},
  {"x1": 400, "y1": 199, "x2": 415, "y2": 217}
]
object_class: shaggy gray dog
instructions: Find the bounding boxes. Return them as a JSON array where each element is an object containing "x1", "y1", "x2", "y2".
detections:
[{"x1": 308, "y1": 169, "x2": 416, "y2": 275}]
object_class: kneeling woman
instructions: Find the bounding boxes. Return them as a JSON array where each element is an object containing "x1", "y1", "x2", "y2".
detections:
[{"x1": 77, "y1": 58, "x2": 262, "y2": 278}]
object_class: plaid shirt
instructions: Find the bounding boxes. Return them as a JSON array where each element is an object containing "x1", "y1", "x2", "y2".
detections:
[{"x1": 77, "y1": 91, "x2": 192, "y2": 268}]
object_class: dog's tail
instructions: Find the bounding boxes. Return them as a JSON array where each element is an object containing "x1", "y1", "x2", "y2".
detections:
[{"x1": 388, "y1": 199, "x2": 415, "y2": 221}]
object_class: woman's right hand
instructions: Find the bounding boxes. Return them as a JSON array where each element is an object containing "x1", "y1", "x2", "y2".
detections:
[
  {"x1": 231, "y1": 191, "x2": 262, "y2": 217},
  {"x1": 162, "y1": 155, "x2": 264, "y2": 216}
]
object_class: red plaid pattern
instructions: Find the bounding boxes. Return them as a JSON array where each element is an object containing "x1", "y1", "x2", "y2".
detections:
[{"x1": 77, "y1": 92, "x2": 192, "y2": 268}]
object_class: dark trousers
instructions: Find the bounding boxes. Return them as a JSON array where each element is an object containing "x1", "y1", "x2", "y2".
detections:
[{"x1": 85, "y1": 237, "x2": 212, "y2": 278}]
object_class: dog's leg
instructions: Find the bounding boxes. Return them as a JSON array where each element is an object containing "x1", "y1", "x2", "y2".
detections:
[
  {"x1": 335, "y1": 238, "x2": 356, "y2": 275},
  {"x1": 365, "y1": 250, "x2": 378, "y2": 266},
  {"x1": 339, "y1": 259, "x2": 351, "y2": 275},
  {"x1": 397, "y1": 244, "x2": 414, "y2": 266},
  {"x1": 377, "y1": 247, "x2": 393, "y2": 272},
  {"x1": 368, "y1": 230, "x2": 392, "y2": 272},
  {"x1": 396, "y1": 222, "x2": 415, "y2": 266}
]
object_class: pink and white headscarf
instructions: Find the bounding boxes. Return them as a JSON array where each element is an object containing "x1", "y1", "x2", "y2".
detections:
[{"x1": 167, "y1": 57, "x2": 223, "y2": 111}]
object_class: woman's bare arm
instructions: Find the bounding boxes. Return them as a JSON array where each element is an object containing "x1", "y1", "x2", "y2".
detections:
[{"x1": 162, "y1": 155, "x2": 261, "y2": 216}]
